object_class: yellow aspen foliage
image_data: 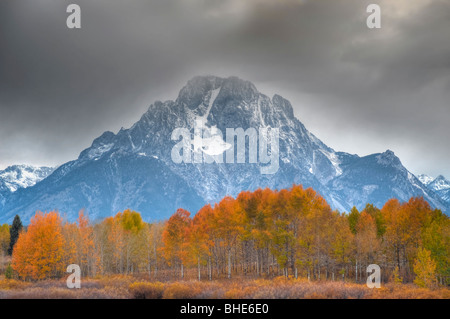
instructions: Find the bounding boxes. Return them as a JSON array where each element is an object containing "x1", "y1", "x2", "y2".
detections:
[
  {"x1": 0, "y1": 224, "x2": 10, "y2": 254},
  {"x1": 413, "y1": 247, "x2": 437, "y2": 288},
  {"x1": 391, "y1": 266, "x2": 403, "y2": 284}
]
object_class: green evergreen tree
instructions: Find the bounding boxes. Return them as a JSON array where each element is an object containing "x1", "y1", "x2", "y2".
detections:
[
  {"x1": 348, "y1": 206, "x2": 359, "y2": 234},
  {"x1": 8, "y1": 215, "x2": 23, "y2": 255},
  {"x1": 5, "y1": 264, "x2": 14, "y2": 279},
  {"x1": 363, "y1": 203, "x2": 385, "y2": 236}
]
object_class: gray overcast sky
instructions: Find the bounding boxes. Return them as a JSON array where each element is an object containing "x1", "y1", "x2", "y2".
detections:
[{"x1": 0, "y1": 0, "x2": 449, "y2": 178}]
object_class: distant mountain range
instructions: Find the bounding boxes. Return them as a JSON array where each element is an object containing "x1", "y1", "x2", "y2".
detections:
[
  {"x1": 418, "y1": 174, "x2": 450, "y2": 206},
  {"x1": 0, "y1": 165, "x2": 54, "y2": 212},
  {"x1": 0, "y1": 76, "x2": 448, "y2": 223}
]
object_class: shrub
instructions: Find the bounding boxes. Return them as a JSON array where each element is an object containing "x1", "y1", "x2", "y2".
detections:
[
  {"x1": 163, "y1": 282, "x2": 200, "y2": 299},
  {"x1": 99, "y1": 275, "x2": 135, "y2": 288},
  {"x1": 224, "y1": 287, "x2": 245, "y2": 299},
  {"x1": 5, "y1": 264, "x2": 13, "y2": 279},
  {"x1": 129, "y1": 282, "x2": 165, "y2": 299},
  {"x1": 0, "y1": 279, "x2": 31, "y2": 290},
  {"x1": 390, "y1": 266, "x2": 403, "y2": 284}
]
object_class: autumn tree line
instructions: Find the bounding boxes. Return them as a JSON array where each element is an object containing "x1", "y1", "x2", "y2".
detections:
[{"x1": 0, "y1": 185, "x2": 448, "y2": 287}]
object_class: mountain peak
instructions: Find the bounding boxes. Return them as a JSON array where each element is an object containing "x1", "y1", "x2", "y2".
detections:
[
  {"x1": 78, "y1": 131, "x2": 116, "y2": 160},
  {"x1": 375, "y1": 149, "x2": 402, "y2": 169},
  {"x1": 93, "y1": 131, "x2": 116, "y2": 145},
  {"x1": 429, "y1": 175, "x2": 450, "y2": 191},
  {"x1": 419, "y1": 174, "x2": 450, "y2": 206},
  {"x1": 176, "y1": 76, "x2": 258, "y2": 111},
  {"x1": 0, "y1": 165, "x2": 55, "y2": 193},
  {"x1": 272, "y1": 94, "x2": 294, "y2": 119},
  {"x1": 418, "y1": 174, "x2": 434, "y2": 186}
]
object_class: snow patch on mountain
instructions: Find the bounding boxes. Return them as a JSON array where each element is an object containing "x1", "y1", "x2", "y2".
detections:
[
  {"x1": 429, "y1": 175, "x2": 450, "y2": 191},
  {"x1": 0, "y1": 165, "x2": 55, "y2": 192},
  {"x1": 417, "y1": 174, "x2": 434, "y2": 186},
  {"x1": 320, "y1": 149, "x2": 342, "y2": 176},
  {"x1": 87, "y1": 143, "x2": 114, "y2": 160},
  {"x1": 416, "y1": 174, "x2": 450, "y2": 207},
  {"x1": 202, "y1": 87, "x2": 221, "y2": 121}
]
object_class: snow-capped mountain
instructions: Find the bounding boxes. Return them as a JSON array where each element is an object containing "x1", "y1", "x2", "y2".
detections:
[
  {"x1": 0, "y1": 76, "x2": 448, "y2": 223},
  {"x1": 0, "y1": 165, "x2": 54, "y2": 210},
  {"x1": 418, "y1": 174, "x2": 435, "y2": 186},
  {"x1": 418, "y1": 174, "x2": 450, "y2": 205},
  {"x1": 0, "y1": 165, "x2": 55, "y2": 192}
]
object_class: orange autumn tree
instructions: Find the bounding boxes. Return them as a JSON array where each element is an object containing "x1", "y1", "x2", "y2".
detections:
[
  {"x1": 148, "y1": 221, "x2": 165, "y2": 278},
  {"x1": 354, "y1": 211, "x2": 379, "y2": 281},
  {"x1": 76, "y1": 211, "x2": 99, "y2": 276},
  {"x1": 212, "y1": 196, "x2": 244, "y2": 279},
  {"x1": 101, "y1": 209, "x2": 148, "y2": 274},
  {"x1": 12, "y1": 211, "x2": 66, "y2": 280},
  {"x1": 189, "y1": 204, "x2": 215, "y2": 281},
  {"x1": 381, "y1": 197, "x2": 435, "y2": 281},
  {"x1": 162, "y1": 208, "x2": 192, "y2": 279},
  {"x1": 268, "y1": 188, "x2": 294, "y2": 277},
  {"x1": 63, "y1": 211, "x2": 99, "y2": 277},
  {"x1": 236, "y1": 189, "x2": 272, "y2": 276},
  {"x1": 5, "y1": 186, "x2": 447, "y2": 284}
]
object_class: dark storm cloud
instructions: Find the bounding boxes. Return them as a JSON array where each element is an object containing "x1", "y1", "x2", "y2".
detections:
[{"x1": 0, "y1": 0, "x2": 448, "y2": 178}]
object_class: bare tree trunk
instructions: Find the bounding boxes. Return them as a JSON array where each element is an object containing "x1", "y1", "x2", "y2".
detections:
[
  {"x1": 198, "y1": 258, "x2": 201, "y2": 281},
  {"x1": 153, "y1": 242, "x2": 158, "y2": 278},
  {"x1": 148, "y1": 250, "x2": 151, "y2": 279},
  {"x1": 227, "y1": 249, "x2": 231, "y2": 279},
  {"x1": 208, "y1": 255, "x2": 212, "y2": 281},
  {"x1": 181, "y1": 263, "x2": 184, "y2": 280}
]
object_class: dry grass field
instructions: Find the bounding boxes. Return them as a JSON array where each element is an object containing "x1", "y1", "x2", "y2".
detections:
[{"x1": 0, "y1": 275, "x2": 448, "y2": 299}]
